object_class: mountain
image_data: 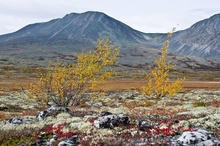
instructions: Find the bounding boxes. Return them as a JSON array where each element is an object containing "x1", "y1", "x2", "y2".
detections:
[
  {"x1": 0, "y1": 11, "x2": 219, "y2": 70},
  {"x1": 0, "y1": 11, "x2": 164, "y2": 49},
  {"x1": 170, "y1": 13, "x2": 220, "y2": 58}
]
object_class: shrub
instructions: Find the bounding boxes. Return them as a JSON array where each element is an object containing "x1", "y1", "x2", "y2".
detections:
[
  {"x1": 0, "y1": 128, "x2": 38, "y2": 146},
  {"x1": 0, "y1": 111, "x2": 7, "y2": 120},
  {"x1": 41, "y1": 123, "x2": 76, "y2": 139},
  {"x1": 121, "y1": 100, "x2": 155, "y2": 108},
  {"x1": 193, "y1": 101, "x2": 205, "y2": 107},
  {"x1": 205, "y1": 99, "x2": 220, "y2": 107},
  {"x1": 141, "y1": 29, "x2": 185, "y2": 98},
  {"x1": 26, "y1": 39, "x2": 120, "y2": 106}
]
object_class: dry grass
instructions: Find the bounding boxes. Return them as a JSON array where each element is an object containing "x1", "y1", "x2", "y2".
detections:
[
  {"x1": 20, "y1": 109, "x2": 40, "y2": 117},
  {"x1": 171, "y1": 70, "x2": 220, "y2": 81},
  {"x1": 120, "y1": 100, "x2": 155, "y2": 108},
  {"x1": 0, "y1": 77, "x2": 220, "y2": 92},
  {"x1": 96, "y1": 79, "x2": 220, "y2": 91},
  {"x1": 0, "y1": 78, "x2": 36, "y2": 92},
  {"x1": 182, "y1": 81, "x2": 220, "y2": 90},
  {"x1": 0, "y1": 112, "x2": 8, "y2": 120},
  {"x1": 128, "y1": 107, "x2": 187, "y2": 116},
  {"x1": 0, "y1": 65, "x2": 219, "y2": 92}
]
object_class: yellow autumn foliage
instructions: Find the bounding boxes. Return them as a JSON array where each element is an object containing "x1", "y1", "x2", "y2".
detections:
[
  {"x1": 27, "y1": 39, "x2": 120, "y2": 106},
  {"x1": 142, "y1": 30, "x2": 185, "y2": 98}
]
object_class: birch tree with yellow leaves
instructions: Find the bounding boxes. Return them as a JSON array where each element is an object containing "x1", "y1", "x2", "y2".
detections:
[
  {"x1": 27, "y1": 39, "x2": 120, "y2": 106},
  {"x1": 141, "y1": 30, "x2": 185, "y2": 98}
]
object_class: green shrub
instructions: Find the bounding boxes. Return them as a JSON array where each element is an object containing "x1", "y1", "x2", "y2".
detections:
[{"x1": 193, "y1": 101, "x2": 205, "y2": 107}]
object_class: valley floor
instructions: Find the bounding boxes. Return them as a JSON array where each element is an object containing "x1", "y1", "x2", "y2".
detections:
[
  {"x1": 0, "y1": 76, "x2": 220, "y2": 145},
  {"x1": 0, "y1": 86, "x2": 220, "y2": 145},
  {"x1": 0, "y1": 78, "x2": 220, "y2": 93}
]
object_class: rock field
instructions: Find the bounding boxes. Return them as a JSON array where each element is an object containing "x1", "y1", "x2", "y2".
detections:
[{"x1": 0, "y1": 89, "x2": 220, "y2": 145}]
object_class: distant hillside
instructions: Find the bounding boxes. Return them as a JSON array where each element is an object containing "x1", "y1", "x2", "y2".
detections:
[
  {"x1": 0, "y1": 11, "x2": 165, "y2": 49},
  {"x1": 0, "y1": 11, "x2": 219, "y2": 71},
  {"x1": 170, "y1": 13, "x2": 220, "y2": 58}
]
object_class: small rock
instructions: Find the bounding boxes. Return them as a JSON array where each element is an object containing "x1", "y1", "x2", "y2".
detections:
[
  {"x1": 136, "y1": 120, "x2": 152, "y2": 131},
  {"x1": 101, "y1": 111, "x2": 112, "y2": 116},
  {"x1": 37, "y1": 110, "x2": 49, "y2": 121},
  {"x1": 58, "y1": 135, "x2": 80, "y2": 146},
  {"x1": 37, "y1": 106, "x2": 71, "y2": 120},
  {"x1": 5, "y1": 117, "x2": 34, "y2": 124},
  {"x1": 94, "y1": 114, "x2": 130, "y2": 128},
  {"x1": 90, "y1": 102, "x2": 103, "y2": 107},
  {"x1": 196, "y1": 140, "x2": 215, "y2": 146},
  {"x1": 0, "y1": 104, "x2": 8, "y2": 111},
  {"x1": 6, "y1": 118, "x2": 24, "y2": 124},
  {"x1": 33, "y1": 138, "x2": 51, "y2": 146},
  {"x1": 176, "y1": 129, "x2": 211, "y2": 145}
]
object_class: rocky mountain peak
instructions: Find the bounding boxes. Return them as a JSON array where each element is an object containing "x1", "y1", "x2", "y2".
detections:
[
  {"x1": 0, "y1": 11, "x2": 220, "y2": 70},
  {"x1": 170, "y1": 13, "x2": 220, "y2": 58},
  {"x1": 0, "y1": 11, "x2": 152, "y2": 47}
]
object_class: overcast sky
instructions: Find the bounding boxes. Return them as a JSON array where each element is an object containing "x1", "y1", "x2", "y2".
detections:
[{"x1": 0, "y1": 0, "x2": 220, "y2": 35}]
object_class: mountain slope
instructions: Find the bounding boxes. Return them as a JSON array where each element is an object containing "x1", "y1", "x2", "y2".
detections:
[
  {"x1": 0, "y1": 11, "x2": 164, "y2": 48},
  {"x1": 0, "y1": 11, "x2": 219, "y2": 70},
  {"x1": 170, "y1": 14, "x2": 220, "y2": 58}
]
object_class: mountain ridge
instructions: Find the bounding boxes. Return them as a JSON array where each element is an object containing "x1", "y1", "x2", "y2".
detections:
[
  {"x1": 0, "y1": 11, "x2": 219, "y2": 70},
  {"x1": 169, "y1": 13, "x2": 220, "y2": 58},
  {"x1": 0, "y1": 11, "x2": 152, "y2": 44}
]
